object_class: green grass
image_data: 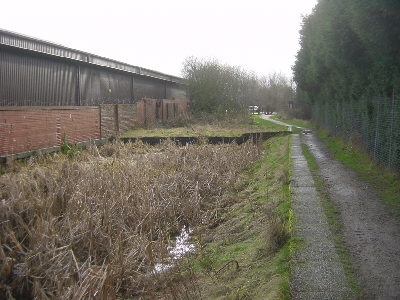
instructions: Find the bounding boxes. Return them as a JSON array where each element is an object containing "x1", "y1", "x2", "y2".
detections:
[
  {"x1": 301, "y1": 142, "x2": 361, "y2": 298},
  {"x1": 317, "y1": 129, "x2": 400, "y2": 214},
  {"x1": 251, "y1": 115, "x2": 288, "y2": 131},
  {"x1": 271, "y1": 115, "x2": 315, "y2": 129},
  {"x1": 120, "y1": 115, "x2": 287, "y2": 138},
  {"x1": 186, "y1": 135, "x2": 294, "y2": 299}
]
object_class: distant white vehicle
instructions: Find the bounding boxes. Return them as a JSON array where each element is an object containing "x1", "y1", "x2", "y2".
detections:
[{"x1": 248, "y1": 105, "x2": 259, "y2": 114}]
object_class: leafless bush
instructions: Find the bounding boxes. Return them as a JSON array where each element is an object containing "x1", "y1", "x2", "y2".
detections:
[{"x1": 0, "y1": 140, "x2": 260, "y2": 299}]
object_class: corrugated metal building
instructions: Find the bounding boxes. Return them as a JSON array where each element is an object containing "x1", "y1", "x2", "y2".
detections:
[{"x1": 0, "y1": 29, "x2": 187, "y2": 106}]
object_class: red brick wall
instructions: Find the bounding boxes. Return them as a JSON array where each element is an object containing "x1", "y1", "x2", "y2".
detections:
[
  {"x1": 0, "y1": 107, "x2": 100, "y2": 156},
  {"x1": 100, "y1": 104, "x2": 138, "y2": 137},
  {"x1": 118, "y1": 104, "x2": 138, "y2": 132},
  {"x1": 100, "y1": 104, "x2": 118, "y2": 137},
  {"x1": 0, "y1": 99, "x2": 189, "y2": 156}
]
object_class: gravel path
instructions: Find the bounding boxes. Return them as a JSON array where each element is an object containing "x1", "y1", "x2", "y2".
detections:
[
  {"x1": 303, "y1": 132, "x2": 400, "y2": 299},
  {"x1": 290, "y1": 134, "x2": 352, "y2": 299},
  {"x1": 262, "y1": 115, "x2": 400, "y2": 299},
  {"x1": 261, "y1": 114, "x2": 294, "y2": 131}
]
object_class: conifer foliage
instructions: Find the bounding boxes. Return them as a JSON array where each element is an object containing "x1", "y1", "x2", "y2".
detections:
[{"x1": 294, "y1": 0, "x2": 400, "y2": 106}]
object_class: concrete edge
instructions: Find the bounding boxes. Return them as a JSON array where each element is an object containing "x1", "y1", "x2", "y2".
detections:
[{"x1": 0, "y1": 131, "x2": 292, "y2": 164}]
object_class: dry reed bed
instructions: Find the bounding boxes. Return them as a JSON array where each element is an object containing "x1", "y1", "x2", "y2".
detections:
[{"x1": 0, "y1": 140, "x2": 260, "y2": 299}]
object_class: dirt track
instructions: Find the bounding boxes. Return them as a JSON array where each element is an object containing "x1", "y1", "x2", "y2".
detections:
[{"x1": 303, "y1": 132, "x2": 400, "y2": 299}]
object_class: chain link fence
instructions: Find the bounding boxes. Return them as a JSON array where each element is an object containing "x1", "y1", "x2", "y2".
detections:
[{"x1": 312, "y1": 95, "x2": 400, "y2": 173}]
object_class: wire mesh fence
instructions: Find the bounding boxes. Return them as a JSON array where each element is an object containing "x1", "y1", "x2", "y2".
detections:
[{"x1": 312, "y1": 94, "x2": 400, "y2": 173}]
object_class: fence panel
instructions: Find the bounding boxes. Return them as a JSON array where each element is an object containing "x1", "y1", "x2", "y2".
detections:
[{"x1": 313, "y1": 95, "x2": 400, "y2": 173}]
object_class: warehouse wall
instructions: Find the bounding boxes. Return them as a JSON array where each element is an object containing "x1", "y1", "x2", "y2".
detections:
[
  {"x1": 0, "y1": 51, "x2": 78, "y2": 106},
  {"x1": 80, "y1": 66, "x2": 133, "y2": 105},
  {"x1": 0, "y1": 47, "x2": 186, "y2": 106}
]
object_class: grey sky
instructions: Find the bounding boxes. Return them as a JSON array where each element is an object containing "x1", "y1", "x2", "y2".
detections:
[{"x1": 0, "y1": 0, "x2": 317, "y2": 78}]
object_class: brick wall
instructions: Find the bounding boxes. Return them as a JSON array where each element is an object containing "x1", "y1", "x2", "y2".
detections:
[
  {"x1": 118, "y1": 104, "x2": 138, "y2": 132},
  {"x1": 100, "y1": 104, "x2": 118, "y2": 137},
  {"x1": 0, "y1": 98, "x2": 189, "y2": 156},
  {"x1": 0, "y1": 107, "x2": 100, "y2": 156},
  {"x1": 100, "y1": 104, "x2": 138, "y2": 137}
]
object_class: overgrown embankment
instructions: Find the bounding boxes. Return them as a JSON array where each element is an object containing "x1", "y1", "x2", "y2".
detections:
[
  {"x1": 0, "y1": 140, "x2": 259, "y2": 299},
  {"x1": 171, "y1": 135, "x2": 293, "y2": 299}
]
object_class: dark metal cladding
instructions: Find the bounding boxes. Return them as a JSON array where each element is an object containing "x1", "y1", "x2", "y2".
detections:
[
  {"x1": 0, "y1": 50, "x2": 77, "y2": 106},
  {"x1": 0, "y1": 29, "x2": 187, "y2": 106},
  {"x1": 133, "y1": 76, "x2": 165, "y2": 101},
  {"x1": 166, "y1": 83, "x2": 187, "y2": 99},
  {"x1": 79, "y1": 66, "x2": 133, "y2": 105}
]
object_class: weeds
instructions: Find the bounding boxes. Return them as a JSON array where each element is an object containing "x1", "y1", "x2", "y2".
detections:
[
  {"x1": 0, "y1": 139, "x2": 260, "y2": 299},
  {"x1": 60, "y1": 134, "x2": 79, "y2": 159},
  {"x1": 186, "y1": 135, "x2": 293, "y2": 299}
]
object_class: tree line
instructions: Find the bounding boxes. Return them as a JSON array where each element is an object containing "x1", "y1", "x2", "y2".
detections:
[
  {"x1": 294, "y1": 0, "x2": 400, "y2": 115},
  {"x1": 182, "y1": 57, "x2": 294, "y2": 118}
]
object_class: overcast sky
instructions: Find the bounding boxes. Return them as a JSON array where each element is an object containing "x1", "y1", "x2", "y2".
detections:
[{"x1": 0, "y1": 0, "x2": 317, "y2": 78}]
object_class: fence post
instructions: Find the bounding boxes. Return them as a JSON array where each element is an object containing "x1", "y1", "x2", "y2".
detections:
[
  {"x1": 99, "y1": 105, "x2": 102, "y2": 138},
  {"x1": 374, "y1": 97, "x2": 381, "y2": 161},
  {"x1": 342, "y1": 101, "x2": 345, "y2": 136},
  {"x1": 115, "y1": 104, "x2": 120, "y2": 134},
  {"x1": 324, "y1": 102, "x2": 328, "y2": 130},
  {"x1": 350, "y1": 99, "x2": 353, "y2": 142},
  {"x1": 388, "y1": 89, "x2": 396, "y2": 169}
]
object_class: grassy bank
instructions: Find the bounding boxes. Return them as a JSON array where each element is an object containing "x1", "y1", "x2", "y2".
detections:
[
  {"x1": 317, "y1": 129, "x2": 400, "y2": 214},
  {"x1": 170, "y1": 135, "x2": 293, "y2": 299},
  {"x1": 121, "y1": 115, "x2": 286, "y2": 138}
]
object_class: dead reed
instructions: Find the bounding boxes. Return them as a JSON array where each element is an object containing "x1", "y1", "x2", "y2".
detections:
[{"x1": 0, "y1": 140, "x2": 260, "y2": 299}]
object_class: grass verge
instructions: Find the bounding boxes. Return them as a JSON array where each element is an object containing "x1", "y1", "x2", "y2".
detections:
[
  {"x1": 317, "y1": 129, "x2": 400, "y2": 214},
  {"x1": 301, "y1": 142, "x2": 361, "y2": 298},
  {"x1": 175, "y1": 135, "x2": 294, "y2": 299},
  {"x1": 121, "y1": 115, "x2": 287, "y2": 138},
  {"x1": 271, "y1": 116, "x2": 315, "y2": 129}
]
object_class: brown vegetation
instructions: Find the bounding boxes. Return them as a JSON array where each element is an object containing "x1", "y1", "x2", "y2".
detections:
[{"x1": 0, "y1": 140, "x2": 260, "y2": 299}]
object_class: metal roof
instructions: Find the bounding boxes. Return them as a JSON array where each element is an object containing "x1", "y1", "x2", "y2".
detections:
[{"x1": 0, "y1": 28, "x2": 185, "y2": 84}]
